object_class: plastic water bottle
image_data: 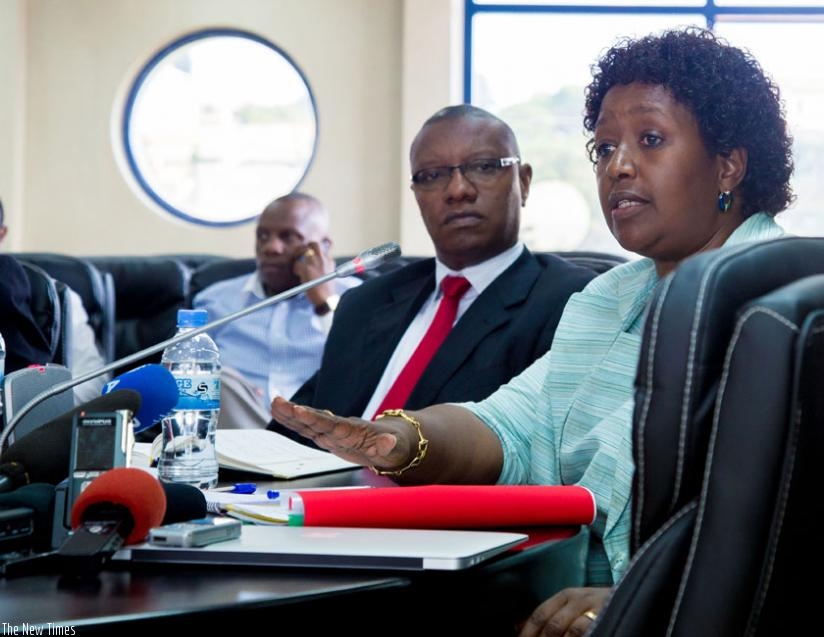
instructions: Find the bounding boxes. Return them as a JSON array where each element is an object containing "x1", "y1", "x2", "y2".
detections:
[{"x1": 158, "y1": 309, "x2": 221, "y2": 489}]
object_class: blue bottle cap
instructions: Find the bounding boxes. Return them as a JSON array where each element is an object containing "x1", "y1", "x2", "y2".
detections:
[{"x1": 177, "y1": 308, "x2": 208, "y2": 328}]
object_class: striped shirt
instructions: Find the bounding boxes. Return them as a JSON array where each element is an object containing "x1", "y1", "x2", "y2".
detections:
[{"x1": 462, "y1": 212, "x2": 786, "y2": 585}]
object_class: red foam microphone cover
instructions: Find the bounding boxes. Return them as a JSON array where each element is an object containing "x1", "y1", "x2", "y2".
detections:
[{"x1": 71, "y1": 467, "x2": 167, "y2": 545}]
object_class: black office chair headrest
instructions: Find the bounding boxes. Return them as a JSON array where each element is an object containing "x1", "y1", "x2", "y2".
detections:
[{"x1": 631, "y1": 236, "x2": 824, "y2": 549}]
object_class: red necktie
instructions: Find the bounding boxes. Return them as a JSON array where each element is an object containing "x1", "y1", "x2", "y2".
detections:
[{"x1": 373, "y1": 275, "x2": 471, "y2": 418}]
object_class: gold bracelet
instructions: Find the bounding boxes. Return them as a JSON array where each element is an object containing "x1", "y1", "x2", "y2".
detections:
[{"x1": 369, "y1": 409, "x2": 429, "y2": 477}]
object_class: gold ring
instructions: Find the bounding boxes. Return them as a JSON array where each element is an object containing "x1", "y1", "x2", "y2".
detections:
[
  {"x1": 582, "y1": 610, "x2": 598, "y2": 622},
  {"x1": 303, "y1": 248, "x2": 316, "y2": 259}
]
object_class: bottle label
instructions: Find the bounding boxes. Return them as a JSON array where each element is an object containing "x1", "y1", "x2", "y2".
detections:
[{"x1": 174, "y1": 373, "x2": 221, "y2": 410}]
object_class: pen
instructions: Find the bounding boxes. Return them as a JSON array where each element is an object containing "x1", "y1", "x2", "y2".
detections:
[
  {"x1": 223, "y1": 504, "x2": 289, "y2": 524},
  {"x1": 212, "y1": 483, "x2": 257, "y2": 494},
  {"x1": 211, "y1": 484, "x2": 280, "y2": 499}
]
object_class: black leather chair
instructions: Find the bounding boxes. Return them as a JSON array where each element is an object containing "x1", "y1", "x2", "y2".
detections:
[
  {"x1": 161, "y1": 253, "x2": 229, "y2": 272},
  {"x1": 85, "y1": 255, "x2": 191, "y2": 373},
  {"x1": 591, "y1": 236, "x2": 824, "y2": 637},
  {"x1": 186, "y1": 255, "x2": 419, "y2": 306},
  {"x1": 15, "y1": 252, "x2": 115, "y2": 362},
  {"x1": 185, "y1": 250, "x2": 626, "y2": 307},
  {"x1": 188, "y1": 257, "x2": 255, "y2": 306},
  {"x1": 19, "y1": 261, "x2": 71, "y2": 367}
]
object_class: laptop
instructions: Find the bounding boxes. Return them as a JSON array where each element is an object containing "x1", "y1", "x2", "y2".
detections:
[{"x1": 114, "y1": 525, "x2": 528, "y2": 571}]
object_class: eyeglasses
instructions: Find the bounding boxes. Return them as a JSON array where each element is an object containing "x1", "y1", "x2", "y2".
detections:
[{"x1": 411, "y1": 157, "x2": 520, "y2": 190}]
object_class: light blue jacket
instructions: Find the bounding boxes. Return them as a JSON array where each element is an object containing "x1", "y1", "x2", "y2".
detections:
[{"x1": 464, "y1": 212, "x2": 786, "y2": 585}]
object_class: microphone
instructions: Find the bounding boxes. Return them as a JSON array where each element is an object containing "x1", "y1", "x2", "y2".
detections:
[
  {"x1": 48, "y1": 467, "x2": 205, "y2": 556},
  {"x1": 59, "y1": 467, "x2": 166, "y2": 577},
  {"x1": 0, "y1": 242, "x2": 401, "y2": 453},
  {"x1": 333, "y1": 241, "x2": 402, "y2": 277},
  {"x1": 0, "y1": 473, "x2": 203, "y2": 578},
  {"x1": 101, "y1": 364, "x2": 179, "y2": 433},
  {"x1": 0, "y1": 390, "x2": 141, "y2": 492},
  {"x1": 160, "y1": 481, "x2": 207, "y2": 525}
]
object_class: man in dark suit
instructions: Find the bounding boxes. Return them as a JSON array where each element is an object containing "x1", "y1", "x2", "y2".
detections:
[{"x1": 269, "y1": 105, "x2": 595, "y2": 439}]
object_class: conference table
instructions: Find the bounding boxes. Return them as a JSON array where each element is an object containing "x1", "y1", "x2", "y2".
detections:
[{"x1": 0, "y1": 468, "x2": 588, "y2": 636}]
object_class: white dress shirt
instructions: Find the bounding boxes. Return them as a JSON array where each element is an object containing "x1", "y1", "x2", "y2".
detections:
[{"x1": 361, "y1": 242, "x2": 525, "y2": 418}]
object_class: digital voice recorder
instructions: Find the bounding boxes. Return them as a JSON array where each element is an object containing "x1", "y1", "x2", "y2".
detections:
[{"x1": 66, "y1": 410, "x2": 133, "y2": 518}]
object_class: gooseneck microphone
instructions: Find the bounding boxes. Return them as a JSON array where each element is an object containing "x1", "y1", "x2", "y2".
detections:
[
  {"x1": 334, "y1": 242, "x2": 402, "y2": 278},
  {"x1": 0, "y1": 242, "x2": 402, "y2": 456}
]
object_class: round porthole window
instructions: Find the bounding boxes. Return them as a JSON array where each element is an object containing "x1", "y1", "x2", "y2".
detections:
[{"x1": 119, "y1": 28, "x2": 318, "y2": 226}]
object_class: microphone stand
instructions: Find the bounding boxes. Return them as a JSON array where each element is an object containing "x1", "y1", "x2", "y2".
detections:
[{"x1": 0, "y1": 242, "x2": 401, "y2": 455}]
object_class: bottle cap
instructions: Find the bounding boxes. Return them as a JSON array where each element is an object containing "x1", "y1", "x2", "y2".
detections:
[{"x1": 177, "y1": 308, "x2": 208, "y2": 328}]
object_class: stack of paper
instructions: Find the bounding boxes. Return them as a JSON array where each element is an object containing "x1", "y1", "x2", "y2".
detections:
[
  {"x1": 214, "y1": 429, "x2": 359, "y2": 479},
  {"x1": 134, "y1": 430, "x2": 357, "y2": 479}
]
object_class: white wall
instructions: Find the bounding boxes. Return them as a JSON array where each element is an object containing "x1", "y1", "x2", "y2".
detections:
[
  {"x1": 0, "y1": 0, "x2": 463, "y2": 258},
  {"x1": 400, "y1": 0, "x2": 464, "y2": 256},
  {"x1": 0, "y1": 0, "x2": 26, "y2": 249}
]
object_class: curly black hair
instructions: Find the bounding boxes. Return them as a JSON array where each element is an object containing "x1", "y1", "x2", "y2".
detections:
[{"x1": 583, "y1": 26, "x2": 794, "y2": 218}]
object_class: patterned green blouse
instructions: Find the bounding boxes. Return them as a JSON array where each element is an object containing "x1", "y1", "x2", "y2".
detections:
[{"x1": 464, "y1": 212, "x2": 786, "y2": 585}]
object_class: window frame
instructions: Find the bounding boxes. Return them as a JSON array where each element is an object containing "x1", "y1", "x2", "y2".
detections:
[
  {"x1": 463, "y1": 2, "x2": 824, "y2": 102},
  {"x1": 120, "y1": 27, "x2": 319, "y2": 227}
]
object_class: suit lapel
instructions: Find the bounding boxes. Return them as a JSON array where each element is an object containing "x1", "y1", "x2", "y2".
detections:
[{"x1": 407, "y1": 251, "x2": 540, "y2": 405}]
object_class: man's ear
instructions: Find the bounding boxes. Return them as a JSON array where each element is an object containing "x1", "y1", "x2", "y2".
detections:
[{"x1": 519, "y1": 163, "x2": 533, "y2": 205}]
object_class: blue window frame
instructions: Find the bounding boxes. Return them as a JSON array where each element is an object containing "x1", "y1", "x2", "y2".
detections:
[{"x1": 120, "y1": 28, "x2": 318, "y2": 227}]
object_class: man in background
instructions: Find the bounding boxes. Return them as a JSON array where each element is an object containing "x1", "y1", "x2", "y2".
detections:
[
  {"x1": 270, "y1": 105, "x2": 596, "y2": 442},
  {"x1": 193, "y1": 192, "x2": 359, "y2": 429},
  {"x1": 0, "y1": 197, "x2": 106, "y2": 402},
  {"x1": 0, "y1": 199, "x2": 51, "y2": 374}
]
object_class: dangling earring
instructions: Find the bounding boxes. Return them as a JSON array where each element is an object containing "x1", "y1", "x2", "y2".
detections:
[{"x1": 717, "y1": 190, "x2": 733, "y2": 213}]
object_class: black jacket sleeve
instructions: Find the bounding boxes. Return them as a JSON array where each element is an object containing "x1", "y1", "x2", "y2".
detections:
[{"x1": 0, "y1": 255, "x2": 52, "y2": 373}]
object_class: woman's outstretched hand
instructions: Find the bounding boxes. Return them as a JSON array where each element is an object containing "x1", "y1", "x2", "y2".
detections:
[{"x1": 270, "y1": 396, "x2": 413, "y2": 471}]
